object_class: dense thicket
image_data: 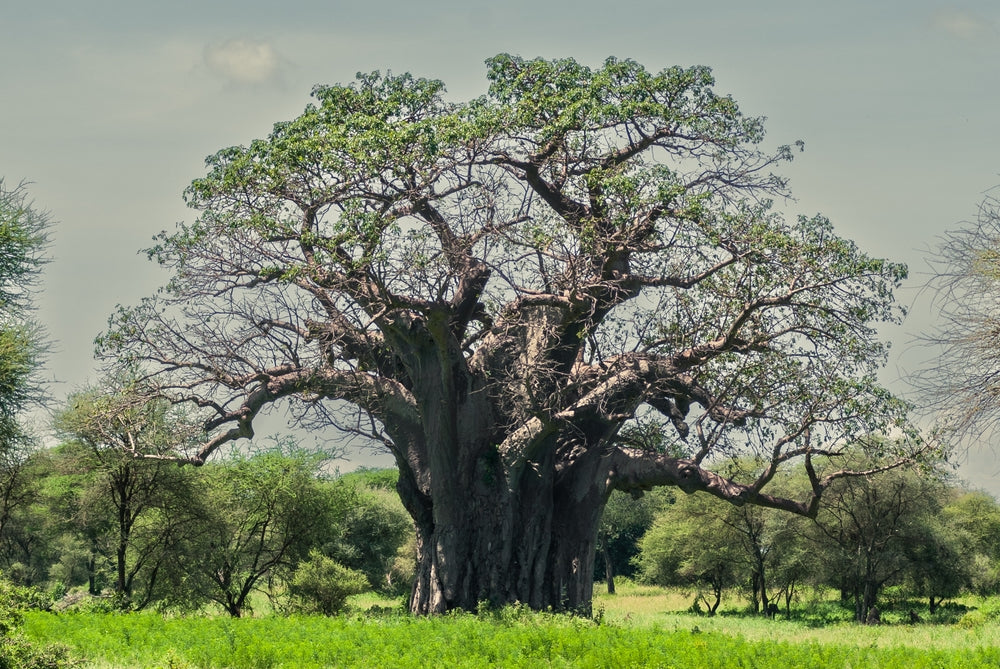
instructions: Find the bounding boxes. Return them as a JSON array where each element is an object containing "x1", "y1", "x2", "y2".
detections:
[
  {"x1": 634, "y1": 458, "x2": 1000, "y2": 621},
  {"x1": 0, "y1": 441, "x2": 412, "y2": 616}
]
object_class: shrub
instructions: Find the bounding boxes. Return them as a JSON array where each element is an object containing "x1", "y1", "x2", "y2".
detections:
[
  {"x1": 0, "y1": 578, "x2": 76, "y2": 668},
  {"x1": 288, "y1": 551, "x2": 369, "y2": 615}
]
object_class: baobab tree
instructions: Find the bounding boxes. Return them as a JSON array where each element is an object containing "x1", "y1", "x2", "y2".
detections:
[{"x1": 98, "y1": 55, "x2": 920, "y2": 614}]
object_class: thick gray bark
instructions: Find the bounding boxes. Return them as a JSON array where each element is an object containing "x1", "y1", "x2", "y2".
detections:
[{"x1": 402, "y1": 449, "x2": 609, "y2": 614}]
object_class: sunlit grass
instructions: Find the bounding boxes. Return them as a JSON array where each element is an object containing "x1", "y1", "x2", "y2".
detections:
[{"x1": 595, "y1": 580, "x2": 1000, "y2": 651}]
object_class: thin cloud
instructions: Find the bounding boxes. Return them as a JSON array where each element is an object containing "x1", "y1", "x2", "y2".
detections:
[
  {"x1": 932, "y1": 9, "x2": 994, "y2": 41},
  {"x1": 204, "y1": 39, "x2": 283, "y2": 85}
]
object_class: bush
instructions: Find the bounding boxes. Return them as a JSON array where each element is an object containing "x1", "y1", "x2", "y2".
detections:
[
  {"x1": 0, "y1": 636, "x2": 76, "y2": 669},
  {"x1": 288, "y1": 551, "x2": 370, "y2": 615},
  {"x1": 0, "y1": 578, "x2": 75, "y2": 668}
]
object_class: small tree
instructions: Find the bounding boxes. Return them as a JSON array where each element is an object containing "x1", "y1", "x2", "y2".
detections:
[
  {"x1": 811, "y1": 463, "x2": 945, "y2": 622},
  {"x1": 0, "y1": 181, "x2": 50, "y2": 580},
  {"x1": 0, "y1": 180, "x2": 49, "y2": 458},
  {"x1": 328, "y1": 482, "x2": 412, "y2": 594},
  {"x1": 764, "y1": 504, "x2": 813, "y2": 615},
  {"x1": 636, "y1": 471, "x2": 812, "y2": 615},
  {"x1": 902, "y1": 513, "x2": 971, "y2": 614},
  {"x1": 942, "y1": 491, "x2": 1000, "y2": 596},
  {"x1": 52, "y1": 377, "x2": 202, "y2": 608},
  {"x1": 178, "y1": 449, "x2": 344, "y2": 617},
  {"x1": 636, "y1": 491, "x2": 743, "y2": 613}
]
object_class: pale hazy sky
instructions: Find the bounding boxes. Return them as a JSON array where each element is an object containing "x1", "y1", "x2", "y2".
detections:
[{"x1": 3, "y1": 1, "x2": 999, "y2": 484}]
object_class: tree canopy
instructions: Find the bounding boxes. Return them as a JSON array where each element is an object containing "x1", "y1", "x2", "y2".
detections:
[{"x1": 98, "y1": 55, "x2": 921, "y2": 613}]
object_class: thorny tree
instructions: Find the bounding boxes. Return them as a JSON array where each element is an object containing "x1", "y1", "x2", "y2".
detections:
[
  {"x1": 917, "y1": 190, "x2": 1000, "y2": 440},
  {"x1": 53, "y1": 375, "x2": 202, "y2": 608},
  {"x1": 99, "y1": 55, "x2": 922, "y2": 614}
]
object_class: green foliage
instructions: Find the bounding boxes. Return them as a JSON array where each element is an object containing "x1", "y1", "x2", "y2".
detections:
[
  {"x1": 811, "y1": 462, "x2": 953, "y2": 621},
  {"x1": 943, "y1": 491, "x2": 1000, "y2": 596},
  {"x1": 49, "y1": 377, "x2": 205, "y2": 609},
  {"x1": 175, "y1": 449, "x2": 344, "y2": 616},
  {"x1": 337, "y1": 467, "x2": 398, "y2": 491},
  {"x1": 636, "y1": 491, "x2": 748, "y2": 613},
  {"x1": 0, "y1": 444, "x2": 415, "y2": 616},
  {"x1": 287, "y1": 550, "x2": 368, "y2": 616},
  {"x1": 634, "y1": 453, "x2": 982, "y2": 621},
  {"x1": 325, "y1": 472, "x2": 412, "y2": 595},
  {"x1": 595, "y1": 487, "x2": 669, "y2": 585}
]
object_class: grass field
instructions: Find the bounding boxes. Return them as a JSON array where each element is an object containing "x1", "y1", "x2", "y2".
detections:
[{"x1": 18, "y1": 583, "x2": 1000, "y2": 668}]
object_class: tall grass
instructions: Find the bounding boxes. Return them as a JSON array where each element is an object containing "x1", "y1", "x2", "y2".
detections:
[
  {"x1": 21, "y1": 605, "x2": 1000, "y2": 669},
  {"x1": 19, "y1": 584, "x2": 1000, "y2": 668}
]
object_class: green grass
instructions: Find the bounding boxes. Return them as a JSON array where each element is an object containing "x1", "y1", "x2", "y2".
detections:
[
  {"x1": 595, "y1": 581, "x2": 1000, "y2": 652},
  {"x1": 19, "y1": 586, "x2": 1000, "y2": 668},
  {"x1": 21, "y1": 609, "x2": 1000, "y2": 669}
]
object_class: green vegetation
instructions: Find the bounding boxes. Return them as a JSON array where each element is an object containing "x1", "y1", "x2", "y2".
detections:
[
  {"x1": 0, "y1": 445, "x2": 413, "y2": 619},
  {"x1": 629, "y1": 457, "x2": 1000, "y2": 624},
  {"x1": 0, "y1": 180, "x2": 48, "y2": 457},
  {"x1": 286, "y1": 550, "x2": 369, "y2": 615},
  {"x1": 17, "y1": 592, "x2": 1000, "y2": 669},
  {"x1": 0, "y1": 579, "x2": 74, "y2": 668}
]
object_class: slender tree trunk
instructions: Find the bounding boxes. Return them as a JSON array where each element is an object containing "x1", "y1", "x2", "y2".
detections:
[
  {"x1": 226, "y1": 597, "x2": 242, "y2": 617},
  {"x1": 602, "y1": 544, "x2": 615, "y2": 595},
  {"x1": 758, "y1": 565, "x2": 769, "y2": 616},
  {"x1": 116, "y1": 541, "x2": 128, "y2": 599},
  {"x1": 709, "y1": 577, "x2": 722, "y2": 614},
  {"x1": 87, "y1": 549, "x2": 99, "y2": 596}
]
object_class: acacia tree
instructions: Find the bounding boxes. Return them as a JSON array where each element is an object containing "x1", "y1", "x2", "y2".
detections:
[
  {"x1": 52, "y1": 377, "x2": 201, "y2": 607},
  {"x1": 177, "y1": 450, "x2": 342, "y2": 617},
  {"x1": 636, "y1": 489, "x2": 745, "y2": 613},
  {"x1": 0, "y1": 180, "x2": 48, "y2": 453},
  {"x1": 811, "y1": 465, "x2": 944, "y2": 622},
  {"x1": 99, "y1": 55, "x2": 920, "y2": 614}
]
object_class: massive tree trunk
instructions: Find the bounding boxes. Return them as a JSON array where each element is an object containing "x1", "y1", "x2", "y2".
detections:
[
  {"x1": 398, "y1": 422, "x2": 612, "y2": 614},
  {"x1": 405, "y1": 476, "x2": 608, "y2": 614}
]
